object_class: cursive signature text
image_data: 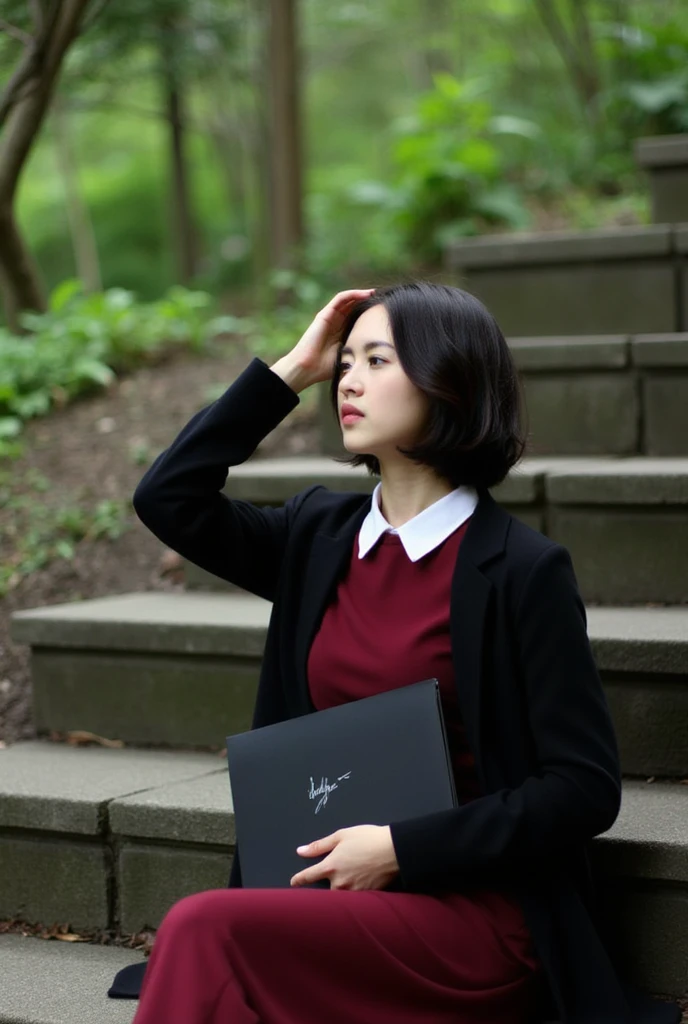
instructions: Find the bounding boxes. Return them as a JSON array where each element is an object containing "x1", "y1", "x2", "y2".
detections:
[{"x1": 308, "y1": 772, "x2": 352, "y2": 814}]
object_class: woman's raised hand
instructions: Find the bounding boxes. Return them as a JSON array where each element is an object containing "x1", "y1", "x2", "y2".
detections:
[{"x1": 284, "y1": 288, "x2": 376, "y2": 388}]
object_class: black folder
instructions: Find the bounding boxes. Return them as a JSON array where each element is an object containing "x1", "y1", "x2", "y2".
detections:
[{"x1": 225, "y1": 678, "x2": 457, "y2": 889}]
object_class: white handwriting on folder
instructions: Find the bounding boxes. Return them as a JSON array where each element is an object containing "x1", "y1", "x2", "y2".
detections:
[{"x1": 309, "y1": 772, "x2": 352, "y2": 814}]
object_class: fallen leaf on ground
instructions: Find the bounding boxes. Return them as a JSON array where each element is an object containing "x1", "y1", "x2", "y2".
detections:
[{"x1": 65, "y1": 730, "x2": 125, "y2": 748}]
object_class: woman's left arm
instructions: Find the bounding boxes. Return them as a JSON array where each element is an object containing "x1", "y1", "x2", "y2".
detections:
[{"x1": 388, "y1": 543, "x2": 622, "y2": 891}]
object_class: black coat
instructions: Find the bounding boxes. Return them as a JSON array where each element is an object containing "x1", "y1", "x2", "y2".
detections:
[{"x1": 131, "y1": 357, "x2": 680, "y2": 1024}]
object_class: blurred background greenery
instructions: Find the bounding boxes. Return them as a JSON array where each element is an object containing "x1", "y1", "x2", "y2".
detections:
[
  {"x1": 2, "y1": 0, "x2": 687, "y2": 305},
  {"x1": 0, "y1": 0, "x2": 687, "y2": 453}
]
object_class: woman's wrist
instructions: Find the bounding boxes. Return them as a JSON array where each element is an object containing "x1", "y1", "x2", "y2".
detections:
[{"x1": 269, "y1": 355, "x2": 313, "y2": 394}]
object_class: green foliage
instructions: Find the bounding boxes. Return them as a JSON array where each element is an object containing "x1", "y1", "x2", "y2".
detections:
[
  {"x1": 396, "y1": 74, "x2": 537, "y2": 250},
  {"x1": 344, "y1": 74, "x2": 538, "y2": 264},
  {"x1": 0, "y1": 279, "x2": 226, "y2": 449},
  {"x1": 16, "y1": 113, "x2": 175, "y2": 300},
  {"x1": 571, "y1": 16, "x2": 688, "y2": 191},
  {"x1": 602, "y1": 18, "x2": 688, "y2": 136},
  {"x1": 5, "y1": 0, "x2": 688, "y2": 308}
]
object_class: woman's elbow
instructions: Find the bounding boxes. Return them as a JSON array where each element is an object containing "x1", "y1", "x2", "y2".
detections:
[
  {"x1": 587, "y1": 771, "x2": 622, "y2": 837},
  {"x1": 132, "y1": 484, "x2": 149, "y2": 519},
  {"x1": 132, "y1": 482, "x2": 161, "y2": 529}
]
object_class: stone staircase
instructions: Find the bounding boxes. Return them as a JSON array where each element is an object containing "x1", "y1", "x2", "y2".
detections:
[{"x1": 3, "y1": 138, "x2": 688, "y2": 1021}]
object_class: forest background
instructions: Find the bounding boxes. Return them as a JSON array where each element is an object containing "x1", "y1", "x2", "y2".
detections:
[{"x1": 2, "y1": 0, "x2": 687, "y2": 317}]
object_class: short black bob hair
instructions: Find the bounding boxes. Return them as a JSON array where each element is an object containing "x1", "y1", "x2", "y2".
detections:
[{"x1": 328, "y1": 280, "x2": 528, "y2": 491}]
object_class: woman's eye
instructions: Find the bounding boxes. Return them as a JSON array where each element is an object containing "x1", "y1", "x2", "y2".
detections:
[{"x1": 339, "y1": 357, "x2": 384, "y2": 371}]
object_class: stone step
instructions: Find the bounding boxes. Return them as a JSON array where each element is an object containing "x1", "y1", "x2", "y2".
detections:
[
  {"x1": 635, "y1": 133, "x2": 688, "y2": 224},
  {"x1": 185, "y1": 454, "x2": 688, "y2": 604},
  {"x1": 316, "y1": 333, "x2": 688, "y2": 457},
  {"x1": 0, "y1": 743, "x2": 231, "y2": 937},
  {"x1": 591, "y1": 780, "x2": 688, "y2": 999},
  {"x1": 0, "y1": 741, "x2": 685, "y2": 998},
  {"x1": 444, "y1": 222, "x2": 687, "y2": 335},
  {"x1": 0, "y1": 934, "x2": 142, "y2": 1024},
  {"x1": 9, "y1": 594, "x2": 688, "y2": 773}
]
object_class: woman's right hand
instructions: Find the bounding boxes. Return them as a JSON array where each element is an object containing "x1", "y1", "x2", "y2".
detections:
[{"x1": 286, "y1": 288, "x2": 376, "y2": 387}]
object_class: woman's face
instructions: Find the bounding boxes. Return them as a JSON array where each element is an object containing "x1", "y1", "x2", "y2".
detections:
[{"x1": 336, "y1": 304, "x2": 430, "y2": 460}]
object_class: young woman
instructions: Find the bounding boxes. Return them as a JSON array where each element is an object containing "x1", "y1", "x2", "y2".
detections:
[{"x1": 112, "y1": 282, "x2": 680, "y2": 1024}]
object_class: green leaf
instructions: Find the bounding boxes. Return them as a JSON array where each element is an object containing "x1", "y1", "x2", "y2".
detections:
[
  {"x1": 0, "y1": 417, "x2": 22, "y2": 439},
  {"x1": 431, "y1": 72, "x2": 463, "y2": 100},
  {"x1": 455, "y1": 138, "x2": 500, "y2": 176},
  {"x1": 54, "y1": 540, "x2": 75, "y2": 559},
  {"x1": 50, "y1": 279, "x2": 83, "y2": 313},
  {"x1": 626, "y1": 75, "x2": 688, "y2": 112},
  {"x1": 489, "y1": 115, "x2": 541, "y2": 139},
  {"x1": 103, "y1": 288, "x2": 136, "y2": 311},
  {"x1": 475, "y1": 185, "x2": 531, "y2": 227},
  {"x1": 73, "y1": 359, "x2": 116, "y2": 386}
]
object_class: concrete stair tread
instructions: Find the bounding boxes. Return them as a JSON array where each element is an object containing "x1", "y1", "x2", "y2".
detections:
[
  {"x1": 10, "y1": 592, "x2": 688, "y2": 674},
  {"x1": 0, "y1": 742, "x2": 225, "y2": 835},
  {"x1": 599, "y1": 780, "x2": 688, "y2": 882},
  {"x1": 237, "y1": 454, "x2": 688, "y2": 503},
  {"x1": 446, "y1": 222, "x2": 675, "y2": 265},
  {"x1": 10, "y1": 591, "x2": 271, "y2": 654},
  {"x1": 1, "y1": 742, "x2": 686, "y2": 996},
  {"x1": 542, "y1": 457, "x2": 688, "y2": 503},
  {"x1": 441, "y1": 217, "x2": 685, "y2": 334},
  {"x1": 0, "y1": 740, "x2": 686, "y2": 878},
  {"x1": 507, "y1": 332, "x2": 688, "y2": 370},
  {"x1": 0, "y1": 934, "x2": 142, "y2": 1023},
  {"x1": 586, "y1": 607, "x2": 688, "y2": 673},
  {"x1": 9, "y1": 593, "x2": 687, "y2": 765},
  {"x1": 241, "y1": 453, "x2": 688, "y2": 474}
]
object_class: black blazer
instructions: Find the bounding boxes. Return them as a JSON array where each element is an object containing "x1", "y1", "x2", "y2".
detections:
[{"x1": 132, "y1": 356, "x2": 680, "y2": 1024}]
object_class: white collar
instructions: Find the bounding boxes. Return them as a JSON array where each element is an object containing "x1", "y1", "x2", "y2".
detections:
[{"x1": 357, "y1": 481, "x2": 479, "y2": 562}]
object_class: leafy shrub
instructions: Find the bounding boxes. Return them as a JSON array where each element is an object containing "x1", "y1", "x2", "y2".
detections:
[
  {"x1": 0, "y1": 279, "x2": 228, "y2": 447},
  {"x1": 346, "y1": 74, "x2": 539, "y2": 264},
  {"x1": 602, "y1": 18, "x2": 688, "y2": 137}
]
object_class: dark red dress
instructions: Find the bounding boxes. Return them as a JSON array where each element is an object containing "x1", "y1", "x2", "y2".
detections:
[{"x1": 133, "y1": 519, "x2": 545, "y2": 1024}]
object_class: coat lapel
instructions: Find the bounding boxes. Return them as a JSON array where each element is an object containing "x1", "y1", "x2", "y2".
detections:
[
  {"x1": 450, "y1": 489, "x2": 510, "y2": 784},
  {"x1": 292, "y1": 487, "x2": 512, "y2": 782}
]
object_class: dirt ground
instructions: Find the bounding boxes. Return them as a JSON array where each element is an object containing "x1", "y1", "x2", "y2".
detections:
[{"x1": 0, "y1": 337, "x2": 322, "y2": 747}]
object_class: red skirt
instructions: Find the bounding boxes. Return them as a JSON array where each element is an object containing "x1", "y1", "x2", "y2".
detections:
[{"x1": 132, "y1": 885, "x2": 545, "y2": 1024}]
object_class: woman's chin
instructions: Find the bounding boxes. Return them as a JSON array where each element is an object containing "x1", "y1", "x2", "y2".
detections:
[{"x1": 342, "y1": 438, "x2": 375, "y2": 456}]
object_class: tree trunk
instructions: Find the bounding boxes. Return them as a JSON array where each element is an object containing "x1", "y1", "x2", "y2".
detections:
[
  {"x1": 205, "y1": 0, "x2": 269, "y2": 306},
  {"x1": 165, "y1": 76, "x2": 198, "y2": 283},
  {"x1": 534, "y1": 0, "x2": 602, "y2": 131},
  {"x1": 51, "y1": 90, "x2": 102, "y2": 293},
  {"x1": 252, "y1": 0, "x2": 274, "y2": 306},
  {"x1": 267, "y1": 0, "x2": 304, "y2": 295},
  {"x1": 0, "y1": 0, "x2": 93, "y2": 329},
  {"x1": 159, "y1": 19, "x2": 198, "y2": 284},
  {"x1": 0, "y1": 204, "x2": 46, "y2": 331}
]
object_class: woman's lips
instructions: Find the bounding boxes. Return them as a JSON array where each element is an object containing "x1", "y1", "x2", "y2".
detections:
[{"x1": 342, "y1": 413, "x2": 364, "y2": 425}]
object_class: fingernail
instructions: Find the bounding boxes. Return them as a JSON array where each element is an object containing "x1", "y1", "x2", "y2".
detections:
[{"x1": 297, "y1": 845, "x2": 308, "y2": 853}]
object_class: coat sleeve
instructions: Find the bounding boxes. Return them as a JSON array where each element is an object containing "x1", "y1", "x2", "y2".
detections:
[
  {"x1": 132, "y1": 356, "x2": 316, "y2": 602},
  {"x1": 388, "y1": 543, "x2": 622, "y2": 890}
]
